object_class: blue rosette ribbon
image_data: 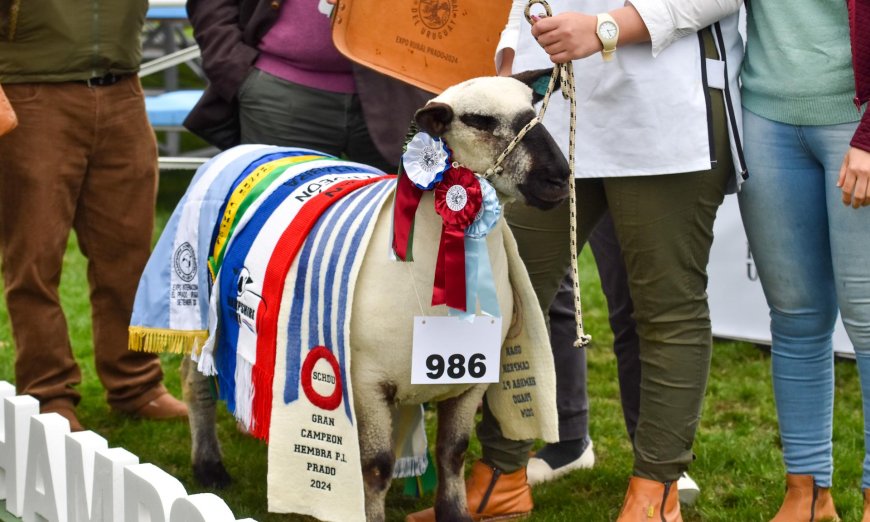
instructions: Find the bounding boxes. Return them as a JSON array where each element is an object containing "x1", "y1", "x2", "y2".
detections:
[
  {"x1": 401, "y1": 132, "x2": 451, "y2": 190},
  {"x1": 450, "y1": 176, "x2": 502, "y2": 321}
]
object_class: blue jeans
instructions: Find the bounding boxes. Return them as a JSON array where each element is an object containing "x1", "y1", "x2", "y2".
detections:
[{"x1": 738, "y1": 108, "x2": 870, "y2": 487}]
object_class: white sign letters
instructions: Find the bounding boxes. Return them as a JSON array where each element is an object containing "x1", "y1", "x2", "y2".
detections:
[{"x1": 0, "y1": 383, "x2": 256, "y2": 522}]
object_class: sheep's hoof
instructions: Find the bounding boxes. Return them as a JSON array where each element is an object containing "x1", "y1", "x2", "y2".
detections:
[{"x1": 193, "y1": 460, "x2": 233, "y2": 489}]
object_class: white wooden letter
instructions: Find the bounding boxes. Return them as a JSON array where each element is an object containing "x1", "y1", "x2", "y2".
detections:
[
  {"x1": 23, "y1": 413, "x2": 70, "y2": 522},
  {"x1": 91, "y1": 448, "x2": 138, "y2": 522},
  {"x1": 123, "y1": 463, "x2": 186, "y2": 522},
  {"x1": 0, "y1": 395, "x2": 39, "y2": 516},
  {"x1": 66, "y1": 431, "x2": 108, "y2": 522},
  {"x1": 169, "y1": 493, "x2": 235, "y2": 522},
  {"x1": 0, "y1": 381, "x2": 17, "y2": 499}
]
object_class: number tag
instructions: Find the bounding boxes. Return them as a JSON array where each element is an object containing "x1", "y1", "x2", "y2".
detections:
[{"x1": 411, "y1": 316, "x2": 502, "y2": 384}]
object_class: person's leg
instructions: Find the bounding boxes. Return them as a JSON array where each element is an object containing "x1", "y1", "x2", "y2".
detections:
[
  {"x1": 345, "y1": 93, "x2": 395, "y2": 172},
  {"x1": 588, "y1": 211, "x2": 641, "y2": 441},
  {"x1": 0, "y1": 82, "x2": 88, "y2": 418},
  {"x1": 805, "y1": 121, "x2": 870, "y2": 490},
  {"x1": 738, "y1": 109, "x2": 841, "y2": 487},
  {"x1": 239, "y1": 70, "x2": 394, "y2": 171},
  {"x1": 77, "y1": 76, "x2": 171, "y2": 413},
  {"x1": 606, "y1": 169, "x2": 727, "y2": 482},
  {"x1": 477, "y1": 179, "x2": 607, "y2": 473},
  {"x1": 606, "y1": 88, "x2": 731, "y2": 484},
  {"x1": 737, "y1": 108, "x2": 845, "y2": 521},
  {"x1": 238, "y1": 69, "x2": 350, "y2": 156},
  {"x1": 526, "y1": 268, "x2": 594, "y2": 484},
  {"x1": 544, "y1": 269, "x2": 591, "y2": 438},
  {"x1": 548, "y1": 269, "x2": 590, "y2": 444}
]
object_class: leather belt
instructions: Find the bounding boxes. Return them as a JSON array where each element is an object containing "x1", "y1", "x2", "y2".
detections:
[{"x1": 80, "y1": 73, "x2": 127, "y2": 87}]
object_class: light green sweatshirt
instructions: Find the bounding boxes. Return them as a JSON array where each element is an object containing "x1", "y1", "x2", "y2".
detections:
[{"x1": 741, "y1": 0, "x2": 860, "y2": 126}]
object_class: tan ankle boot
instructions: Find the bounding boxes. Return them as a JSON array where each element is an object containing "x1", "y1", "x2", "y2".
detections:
[
  {"x1": 862, "y1": 489, "x2": 870, "y2": 522},
  {"x1": 405, "y1": 460, "x2": 532, "y2": 521},
  {"x1": 616, "y1": 476, "x2": 682, "y2": 522},
  {"x1": 770, "y1": 474, "x2": 839, "y2": 522}
]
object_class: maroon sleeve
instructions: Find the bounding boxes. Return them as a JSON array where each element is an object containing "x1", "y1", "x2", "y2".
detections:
[
  {"x1": 187, "y1": 0, "x2": 260, "y2": 102},
  {"x1": 852, "y1": 111, "x2": 870, "y2": 152},
  {"x1": 849, "y1": 0, "x2": 870, "y2": 151}
]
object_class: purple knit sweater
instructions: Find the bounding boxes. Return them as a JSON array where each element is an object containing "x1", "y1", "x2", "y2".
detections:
[{"x1": 255, "y1": 0, "x2": 355, "y2": 93}]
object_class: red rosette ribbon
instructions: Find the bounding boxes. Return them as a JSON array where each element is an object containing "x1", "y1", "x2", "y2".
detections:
[
  {"x1": 432, "y1": 166, "x2": 482, "y2": 311},
  {"x1": 391, "y1": 172, "x2": 424, "y2": 261}
]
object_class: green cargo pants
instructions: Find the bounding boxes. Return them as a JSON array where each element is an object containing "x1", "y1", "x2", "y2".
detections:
[{"x1": 478, "y1": 30, "x2": 733, "y2": 482}]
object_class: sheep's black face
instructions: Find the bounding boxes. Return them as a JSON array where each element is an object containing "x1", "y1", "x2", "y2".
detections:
[
  {"x1": 506, "y1": 110, "x2": 570, "y2": 210},
  {"x1": 414, "y1": 72, "x2": 570, "y2": 209}
]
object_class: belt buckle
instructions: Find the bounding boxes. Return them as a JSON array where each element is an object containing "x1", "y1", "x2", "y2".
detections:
[{"x1": 86, "y1": 73, "x2": 118, "y2": 87}]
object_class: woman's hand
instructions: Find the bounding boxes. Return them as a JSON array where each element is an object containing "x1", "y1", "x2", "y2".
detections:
[
  {"x1": 837, "y1": 146, "x2": 870, "y2": 208},
  {"x1": 531, "y1": 13, "x2": 600, "y2": 64},
  {"x1": 530, "y1": 6, "x2": 650, "y2": 64}
]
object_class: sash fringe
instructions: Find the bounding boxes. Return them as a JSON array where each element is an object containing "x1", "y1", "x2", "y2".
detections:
[
  {"x1": 250, "y1": 364, "x2": 273, "y2": 440},
  {"x1": 393, "y1": 456, "x2": 429, "y2": 479},
  {"x1": 235, "y1": 355, "x2": 255, "y2": 433},
  {"x1": 127, "y1": 326, "x2": 207, "y2": 354},
  {"x1": 196, "y1": 335, "x2": 218, "y2": 376}
]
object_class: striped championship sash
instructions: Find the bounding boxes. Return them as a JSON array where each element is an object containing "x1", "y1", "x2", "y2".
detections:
[
  {"x1": 205, "y1": 167, "x2": 389, "y2": 434},
  {"x1": 267, "y1": 177, "x2": 397, "y2": 520},
  {"x1": 129, "y1": 146, "x2": 330, "y2": 353}
]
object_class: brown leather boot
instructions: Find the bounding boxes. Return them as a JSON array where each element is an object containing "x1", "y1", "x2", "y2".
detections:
[
  {"x1": 770, "y1": 474, "x2": 839, "y2": 522},
  {"x1": 616, "y1": 476, "x2": 682, "y2": 522},
  {"x1": 131, "y1": 392, "x2": 188, "y2": 420},
  {"x1": 862, "y1": 488, "x2": 870, "y2": 522},
  {"x1": 405, "y1": 460, "x2": 533, "y2": 522}
]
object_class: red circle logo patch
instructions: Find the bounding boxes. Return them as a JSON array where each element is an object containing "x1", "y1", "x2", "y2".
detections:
[{"x1": 301, "y1": 346, "x2": 343, "y2": 411}]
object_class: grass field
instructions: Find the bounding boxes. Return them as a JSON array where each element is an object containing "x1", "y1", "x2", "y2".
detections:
[{"x1": 0, "y1": 171, "x2": 865, "y2": 521}]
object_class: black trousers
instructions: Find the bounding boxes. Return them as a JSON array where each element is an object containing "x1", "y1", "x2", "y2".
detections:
[{"x1": 552, "y1": 210, "x2": 641, "y2": 443}]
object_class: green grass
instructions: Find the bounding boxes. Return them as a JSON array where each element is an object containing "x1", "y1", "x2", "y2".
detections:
[{"x1": 0, "y1": 173, "x2": 865, "y2": 521}]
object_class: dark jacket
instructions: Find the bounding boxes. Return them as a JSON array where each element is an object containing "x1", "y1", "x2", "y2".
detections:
[
  {"x1": 185, "y1": 0, "x2": 432, "y2": 157},
  {"x1": 849, "y1": 0, "x2": 870, "y2": 151}
]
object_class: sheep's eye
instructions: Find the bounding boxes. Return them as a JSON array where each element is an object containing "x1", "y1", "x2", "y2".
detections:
[{"x1": 459, "y1": 113, "x2": 498, "y2": 132}]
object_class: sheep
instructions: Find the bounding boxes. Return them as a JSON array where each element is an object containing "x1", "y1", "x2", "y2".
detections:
[{"x1": 181, "y1": 69, "x2": 571, "y2": 522}]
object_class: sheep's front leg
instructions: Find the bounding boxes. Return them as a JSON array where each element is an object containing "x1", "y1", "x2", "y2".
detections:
[
  {"x1": 355, "y1": 381, "x2": 397, "y2": 522},
  {"x1": 435, "y1": 385, "x2": 488, "y2": 522},
  {"x1": 181, "y1": 356, "x2": 232, "y2": 488}
]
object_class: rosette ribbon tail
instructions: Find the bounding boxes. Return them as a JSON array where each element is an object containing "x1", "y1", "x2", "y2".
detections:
[
  {"x1": 391, "y1": 173, "x2": 424, "y2": 261},
  {"x1": 432, "y1": 225, "x2": 468, "y2": 312},
  {"x1": 451, "y1": 175, "x2": 502, "y2": 320},
  {"x1": 469, "y1": 236, "x2": 500, "y2": 317},
  {"x1": 450, "y1": 237, "x2": 500, "y2": 321}
]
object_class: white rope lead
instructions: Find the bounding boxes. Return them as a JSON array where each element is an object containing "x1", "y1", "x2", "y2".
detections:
[
  {"x1": 525, "y1": 0, "x2": 591, "y2": 347},
  {"x1": 485, "y1": 0, "x2": 591, "y2": 347}
]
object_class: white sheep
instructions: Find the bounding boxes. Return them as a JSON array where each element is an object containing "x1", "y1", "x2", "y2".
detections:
[{"x1": 182, "y1": 69, "x2": 570, "y2": 522}]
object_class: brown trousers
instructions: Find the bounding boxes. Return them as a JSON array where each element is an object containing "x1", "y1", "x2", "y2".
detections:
[{"x1": 0, "y1": 76, "x2": 166, "y2": 412}]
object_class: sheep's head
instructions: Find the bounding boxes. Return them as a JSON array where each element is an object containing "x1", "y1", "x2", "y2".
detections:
[{"x1": 414, "y1": 69, "x2": 570, "y2": 209}]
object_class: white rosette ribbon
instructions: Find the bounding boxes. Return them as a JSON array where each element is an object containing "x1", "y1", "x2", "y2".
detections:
[
  {"x1": 450, "y1": 176, "x2": 502, "y2": 321},
  {"x1": 401, "y1": 132, "x2": 450, "y2": 190}
]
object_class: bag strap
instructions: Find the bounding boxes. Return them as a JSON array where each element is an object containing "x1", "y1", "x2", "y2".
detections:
[{"x1": 0, "y1": 84, "x2": 18, "y2": 137}]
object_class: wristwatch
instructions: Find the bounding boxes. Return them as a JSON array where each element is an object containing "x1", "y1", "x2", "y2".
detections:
[{"x1": 595, "y1": 13, "x2": 619, "y2": 62}]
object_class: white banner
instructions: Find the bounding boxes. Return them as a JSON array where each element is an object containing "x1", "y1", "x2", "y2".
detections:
[{"x1": 708, "y1": 195, "x2": 854, "y2": 357}]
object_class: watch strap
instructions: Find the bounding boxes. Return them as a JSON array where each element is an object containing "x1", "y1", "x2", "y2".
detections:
[{"x1": 596, "y1": 13, "x2": 619, "y2": 62}]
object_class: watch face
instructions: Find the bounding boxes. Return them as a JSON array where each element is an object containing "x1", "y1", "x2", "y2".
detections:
[{"x1": 599, "y1": 21, "x2": 618, "y2": 39}]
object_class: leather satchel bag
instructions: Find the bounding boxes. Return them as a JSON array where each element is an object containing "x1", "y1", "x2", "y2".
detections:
[
  {"x1": 331, "y1": 0, "x2": 511, "y2": 94},
  {"x1": 0, "y1": 85, "x2": 17, "y2": 136}
]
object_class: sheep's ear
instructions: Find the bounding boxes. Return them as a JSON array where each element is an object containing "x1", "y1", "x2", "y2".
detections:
[
  {"x1": 415, "y1": 102, "x2": 454, "y2": 137},
  {"x1": 512, "y1": 68, "x2": 558, "y2": 105}
]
